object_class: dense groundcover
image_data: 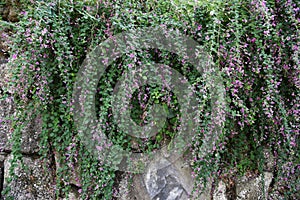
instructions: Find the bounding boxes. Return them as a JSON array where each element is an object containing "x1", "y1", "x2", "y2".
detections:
[{"x1": 1, "y1": 0, "x2": 299, "y2": 199}]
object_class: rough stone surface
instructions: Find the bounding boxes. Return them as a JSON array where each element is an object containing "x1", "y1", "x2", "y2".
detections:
[
  {"x1": 116, "y1": 174, "x2": 134, "y2": 200},
  {"x1": 213, "y1": 181, "x2": 227, "y2": 200},
  {"x1": 125, "y1": 160, "x2": 277, "y2": 200},
  {"x1": 1, "y1": 0, "x2": 19, "y2": 22},
  {"x1": 127, "y1": 150, "x2": 195, "y2": 200},
  {"x1": 236, "y1": 172, "x2": 273, "y2": 200},
  {"x1": 0, "y1": 2, "x2": 297, "y2": 200},
  {"x1": 0, "y1": 96, "x2": 41, "y2": 154},
  {"x1": 19, "y1": 115, "x2": 41, "y2": 154},
  {"x1": 0, "y1": 154, "x2": 5, "y2": 199},
  {"x1": 0, "y1": 54, "x2": 13, "y2": 154},
  {"x1": 54, "y1": 152, "x2": 81, "y2": 188},
  {"x1": 3, "y1": 155, "x2": 55, "y2": 200},
  {"x1": 0, "y1": 96, "x2": 14, "y2": 153},
  {"x1": 145, "y1": 157, "x2": 193, "y2": 199},
  {"x1": 1, "y1": 62, "x2": 41, "y2": 154},
  {"x1": 62, "y1": 187, "x2": 80, "y2": 200}
]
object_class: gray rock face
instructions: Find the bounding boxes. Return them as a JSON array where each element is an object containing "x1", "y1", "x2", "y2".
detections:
[
  {"x1": 144, "y1": 157, "x2": 193, "y2": 200},
  {"x1": 0, "y1": 61, "x2": 13, "y2": 153},
  {"x1": 122, "y1": 154, "x2": 277, "y2": 200},
  {"x1": 115, "y1": 174, "x2": 133, "y2": 200},
  {"x1": 0, "y1": 58, "x2": 10, "y2": 85},
  {"x1": 213, "y1": 181, "x2": 227, "y2": 200},
  {"x1": 0, "y1": 96, "x2": 13, "y2": 153},
  {"x1": 0, "y1": 96, "x2": 41, "y2": 154},
  {"x1": 145, "y1": 159, "x2": 187, "y2": 200},
  {"x1": 0, "y1": 154, "x2": 5, "y2": 198},
  {"x1": 19, "y1": 115, "x2": 41, "y2": 154},
  {"x1": 236, "y1": 172, "x2": 273, "y2": 200},
  {"x1": 1, "y1": 61, "x2": 41, "y2": 154},
  {"x1": 3, "y1": 155, "x2": 55, "y2": 200},
  {"x1": 128, "y1": 150, "x2": 195, "y2": 200}
]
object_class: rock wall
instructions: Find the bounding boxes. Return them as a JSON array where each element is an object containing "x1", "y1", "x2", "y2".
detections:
[
  {"x1": 0, "y1": 1, "x2": 292, "y2": 200},
  {"x1": 0, "y1": 33, "x2": 56, "y2": 200},
  {"x1": 1, "y1": 1, "x2": 56, "y2": 199}
]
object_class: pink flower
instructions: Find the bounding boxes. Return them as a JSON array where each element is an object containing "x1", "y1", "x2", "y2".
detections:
[
  {"x1": 96, "y1": 145, "x2": 103, "y2": 151},
  {"x1": 41, "y1": 28, "x2": 47, "y2": 36},
  {"x1": 129, "y1": 53, "x2": 135, "y2": 58},
  {"x1": 251, "y1": 38, "x2": 256, "y2": 43}
]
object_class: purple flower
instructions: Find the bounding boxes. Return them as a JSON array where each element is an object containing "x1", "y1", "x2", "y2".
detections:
[
  {"x1": 129, "y1": 53, "x2": 135, "y2": 58},
  {"x1": 41, "y1": 28, "x2": 47, "y2": 35}
]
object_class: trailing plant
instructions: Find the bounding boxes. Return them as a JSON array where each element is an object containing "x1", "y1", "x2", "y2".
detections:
[{"x1": 1, "y1": 0, "x2": 299, "y2": 199}]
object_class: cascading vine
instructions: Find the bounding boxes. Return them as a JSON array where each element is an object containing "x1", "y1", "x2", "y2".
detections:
[{"x1": 1, "y1": 0, "x2": 299, "y2": 199}]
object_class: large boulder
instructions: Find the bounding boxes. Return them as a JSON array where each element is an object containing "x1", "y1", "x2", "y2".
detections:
[
  {"x1": 143, "y1": 156, "x2": 193, "y2": 200},
  {"x1": 124, "y1": 149, "x2": 211, "y2": 200}
]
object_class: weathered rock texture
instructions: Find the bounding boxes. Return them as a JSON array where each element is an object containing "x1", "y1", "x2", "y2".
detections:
[
  {"x1": 117, "y1": 166, "x2": 277, "y2": 200},
  {"x1": 128, "y1": 154, "x2": 194, "y2": 200},
  {"x1": 115, "y1": 150, "x2": 277, "y2": 200},
  {"x1": 3, "y1": 155, "x2": 55, "y2": 200},
  {"x1": 1, "y1": 2, "x2": 54, "y2": 199},
  {"x1": 0, "y1": 97, "x2": 41, "y2": 154},
  {"x1": 0, "y1": 69, "x2": 55, "y2": 199},
  {"x1": 0, "y1": 0, "x2": 20, "y2": 22},
  {"x1": 236, "y1": 172, "x2": 273, "y2": 200},
  {"x1": 213, "y1": 181, "x2": 227, "y2": 200},
  {"x1": 0, "y1": 1, "x2": 295, "y2": 200}
]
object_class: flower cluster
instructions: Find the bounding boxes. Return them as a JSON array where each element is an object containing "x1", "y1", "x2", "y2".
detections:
[{"x1": 3, "y1": 0, "x2": 299, "y2": 199}]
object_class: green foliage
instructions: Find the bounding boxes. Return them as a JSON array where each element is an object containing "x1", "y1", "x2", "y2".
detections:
[{"x1": 2, "y1": 0, "x2": 299, "y2": 199}]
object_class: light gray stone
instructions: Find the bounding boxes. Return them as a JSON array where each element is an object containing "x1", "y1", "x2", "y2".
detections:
[
  {"x1": 213, "y1": 181, "x2": 227, "y2": 200},
  {"x1": 3, "y1": 154, "x2": 55, "y2": 200},
  {"x1": 0, "y1": 96, "x2": 14, "y2": 153},
  {"x1": 0, "y1": 61, "x2": 10, "y2": 88},
  {"x1": 1, "y1": 60, "x2": 41, "y2": 155},
  {"x1": 116, "y1": 174, "x2": 134, "y2": 200},
  {"x1": 0, "y1": 96, "x2": 41, "y2": 154},
  {"x1": 236, "y1": 172, "x2": 273, "y2": 200},
  {"x1": 141, "y1": 152, "x2": 195, "y2": 200}
]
